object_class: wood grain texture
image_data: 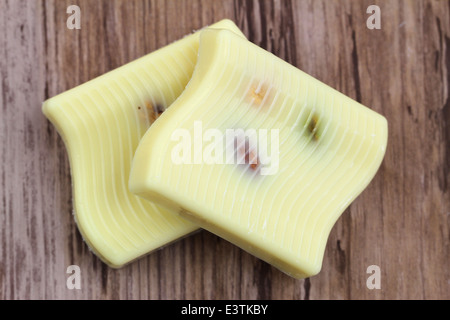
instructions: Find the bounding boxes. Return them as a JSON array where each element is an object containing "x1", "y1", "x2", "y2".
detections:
[{"x1": 0, "y1": 0, "x2": 448, "y2": 300}]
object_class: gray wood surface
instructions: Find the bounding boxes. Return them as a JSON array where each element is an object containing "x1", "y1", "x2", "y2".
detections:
[{"x1": 0, "y1": 0, "x2": 448, "y2": 299}]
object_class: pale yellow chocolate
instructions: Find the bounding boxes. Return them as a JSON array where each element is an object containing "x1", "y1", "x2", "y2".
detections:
[
  {"x1": 42, "y1": 21, "x2": 245, "y2": 267},
  {"x1": 130, "y1": 29, "x2": 388, "y2": 278}
]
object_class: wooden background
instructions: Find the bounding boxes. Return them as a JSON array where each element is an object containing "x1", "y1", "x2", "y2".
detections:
[{"x1": 0, "y1": 0, "x2": 448, "y2": 300}]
